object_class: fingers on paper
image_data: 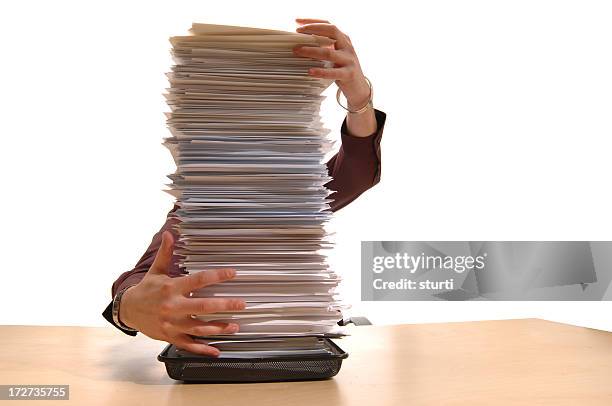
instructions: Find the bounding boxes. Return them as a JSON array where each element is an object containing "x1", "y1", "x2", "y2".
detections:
[
  {"x1": 175, "y1": 268, "x2": 237, "y2": 294},
  {"x1": 296, "y1": 23, "x2": 351, "y2": 49},
  {"x1": 178, "y1": 297, "x2": 246, "y2": 315},
  {"x1": 308, "y1": 67, "x2": 352, "y2": 80},
  {"x1": 293, "y1": 46, "x2": 351, "y2": 65},
  {"x1": 176, "y1": 318, "x2": 240, "y2": 336},
  {"x1": 173, "y1": 334, "x2": 221, "y2": 357},
  {"x1": 295, "y1": 18, "x2": 331, "y2": 25}
]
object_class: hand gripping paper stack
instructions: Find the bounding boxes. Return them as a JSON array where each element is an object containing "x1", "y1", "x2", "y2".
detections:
[{"x1": 161, "y1": 24, "x2": 348, "y2": 376}]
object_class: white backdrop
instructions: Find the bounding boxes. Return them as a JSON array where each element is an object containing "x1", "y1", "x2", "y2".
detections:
[{"x1": 1, "y1": 0, "x2": 611, "y2": 330}]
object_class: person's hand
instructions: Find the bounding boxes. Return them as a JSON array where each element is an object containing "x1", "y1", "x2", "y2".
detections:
[
  {"x1": 119, "y1": 231, "x2": 245, "y2": 356},
  {"x1": 294, "y1": 18, "x2": 371, "y2": 111}
]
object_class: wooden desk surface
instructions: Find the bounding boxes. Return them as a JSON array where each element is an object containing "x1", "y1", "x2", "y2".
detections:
[{"x1": 1, "y1": 319, "x2": 612, "y2": 405}]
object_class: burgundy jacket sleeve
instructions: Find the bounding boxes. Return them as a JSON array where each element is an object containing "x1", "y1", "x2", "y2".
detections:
[
  {"x1": 103, "y1": 109, "x2": 386, "y2": 332},
  {"x1": 325, "y1": 109, "x2": 386, "y2": 211}
]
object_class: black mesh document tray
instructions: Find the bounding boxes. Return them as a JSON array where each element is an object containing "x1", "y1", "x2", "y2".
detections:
[{"x1": 158, "y1": 338, "x2": 348, "y2": 383}]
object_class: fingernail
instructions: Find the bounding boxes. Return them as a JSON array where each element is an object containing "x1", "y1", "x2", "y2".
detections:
[{"x1": 226, "y1": 323, "x2": 239, "y2": 333}]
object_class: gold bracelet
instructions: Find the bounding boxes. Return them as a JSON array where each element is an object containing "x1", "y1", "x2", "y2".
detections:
[{"x1": 336, "y1": 76, "x2": 373, "y2": 114}]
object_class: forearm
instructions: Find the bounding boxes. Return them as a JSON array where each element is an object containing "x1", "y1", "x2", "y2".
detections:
[
  {"x1": 344, "y1": 79, "x2": 377, "y2": 138},
  {"x1": 346, "y1": 108, "x2": 377, "y2": 138}
]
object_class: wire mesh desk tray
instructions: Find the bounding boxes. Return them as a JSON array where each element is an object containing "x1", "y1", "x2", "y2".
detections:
[{"x1": 158, "y1": 338, "x2": 348, "y2": 383}]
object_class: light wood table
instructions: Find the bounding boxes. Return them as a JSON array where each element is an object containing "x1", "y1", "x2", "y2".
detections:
[{"x1": 1, "y1": 319, "x2": 612, "y2": 405}]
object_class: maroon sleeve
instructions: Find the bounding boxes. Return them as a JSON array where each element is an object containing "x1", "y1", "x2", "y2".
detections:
[
  {"x1": 110, "y1": 109, "x2": 386, "y2": 297},
  {"x1": 325, "y1": 109, "x2": 386, "y2": 211}
]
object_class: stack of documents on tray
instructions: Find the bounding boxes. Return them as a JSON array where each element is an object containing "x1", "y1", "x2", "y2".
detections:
[{"x1": 164, "y1": 23, "x2": 345, "y2": 356}]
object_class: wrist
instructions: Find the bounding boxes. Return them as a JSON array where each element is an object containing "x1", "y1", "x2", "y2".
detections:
[
  {"x1": 343, "y1": 77, "x2": 371, "y2": 109},
  {"x1": 117, "y1": 286, "x2": 137, "y2": 331}
]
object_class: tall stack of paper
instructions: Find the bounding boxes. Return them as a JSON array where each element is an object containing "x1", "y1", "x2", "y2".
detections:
[{"x1": 163, "y1": 23, "x2": 344, "y2": 353}]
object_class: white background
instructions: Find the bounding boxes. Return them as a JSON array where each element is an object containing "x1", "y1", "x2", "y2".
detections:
[{"x1": 1, "y1": 0, "x2": 611, "y2": 330}]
